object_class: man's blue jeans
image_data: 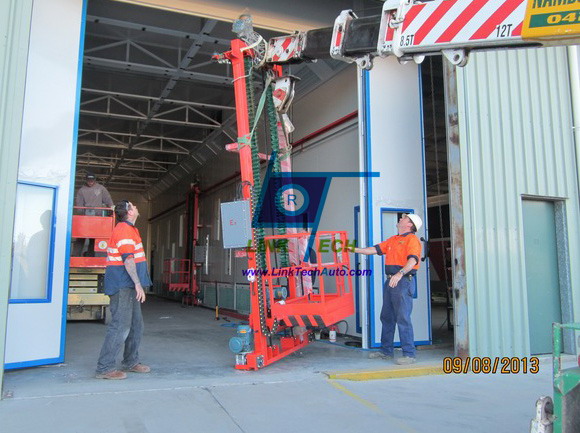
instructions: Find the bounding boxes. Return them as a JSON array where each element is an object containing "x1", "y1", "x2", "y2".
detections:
[
  {"x1": 96, "y1": 287, "x2": 144, "y2": 373},
  {"x1": 379, "y1": 276, "x2": 416, "y2": 358}
]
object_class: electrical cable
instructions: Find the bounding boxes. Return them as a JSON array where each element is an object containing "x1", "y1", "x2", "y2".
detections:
[
  {"x1": 334, "y1": 320, "x2": 349, "y2": 335},
  {"x1": 266, "y1": 75, "x2": 289, "y2": 268},
  {"x1": 315, "y1": 339, "x2": 374, "y2": 351}
]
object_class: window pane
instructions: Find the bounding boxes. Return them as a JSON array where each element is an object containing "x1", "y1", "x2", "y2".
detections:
[{"x1": 10, "y1": 183, "x2": 55, "y2": 300}]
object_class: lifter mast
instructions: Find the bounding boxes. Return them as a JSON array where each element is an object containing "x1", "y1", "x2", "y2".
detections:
[{"x1": 216, "y1": 19, "x2": 354, "y2": 371}]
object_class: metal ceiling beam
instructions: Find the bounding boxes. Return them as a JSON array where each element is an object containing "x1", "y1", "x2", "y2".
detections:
[
  {"x1": 79, "y1": 92, "x2": 223, "y2": 129},
  {"x1": 106, "y1": 187, "x2": 149, "y2": 193},
  {"x1": 103, "y1": 19, "x2": 220, "y2": 188},
  {"x1": 84, "y1": 33, "x2": 220, "y2": 61},
  {"x1": 82, "y1": 88, "x2": 235, "y2": 111},
  {"x1": 76, "y1": 162, "x2": 168, "y2": 173},
  {"x1": 78, "y1": 129, "x2": 203, "y2": 144},
  {"x1": 86, "y1": 39, "x2": 174, "y2": 68},
  {"x1": 147, "y1": 114, "x2": 237, "y2": 198},
  {"x1": 86, "y1": 15, "x2": 231, "y2": 46},
  {"x1": 138, "y1": 19, "x2": 219, "y2": 133},
  {"x1": 77, "y1": 129, "x2": 199, "y2": 155},
  {"x1": 427, "y1": 194, "x2": 449, "y2": 208},
  {"x1": 84, "y1": 56, "x2": 232, "y2": 86},
  {"x1": 75, "y1": 175, "x2": 152, "y2": 186},
  {"x1": 78, "y1": 152, "x2": 177, "y2": 165},
  {"x1": 77, "y1": 153, "x2": 175, "y2": 175},
  {"x1": 80, "y1": 107, "x2": 220, "y2": 129},
  {"x1": 76, "y1": 173, "x2": 157, "y2": 182},
  {"x1": 109, "y1": 183, "x2": 151, "y2": 188},
  {"x1": 78, "y1": 140, "x2": 192, "y2": 155}
]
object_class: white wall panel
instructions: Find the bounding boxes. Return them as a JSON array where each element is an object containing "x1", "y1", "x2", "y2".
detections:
[
  {"x1": 360, "y1": 57, "x2": 430, "y2": 348},
  {"x1": 5, "y1": 0, "x2": 84, "y2": 366}
]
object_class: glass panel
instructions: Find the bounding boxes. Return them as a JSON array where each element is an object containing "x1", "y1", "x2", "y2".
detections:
[{"x1": 10, "y1": 183, "x2": 55, "y2": 300}]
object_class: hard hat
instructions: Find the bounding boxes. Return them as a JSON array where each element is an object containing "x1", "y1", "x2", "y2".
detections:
[
  {"x1": 406, "y1": 213, "x2": 422, "y2": 232},
  {"x1": 85, "y1": 172, "x2": 96, "y2": 179}
]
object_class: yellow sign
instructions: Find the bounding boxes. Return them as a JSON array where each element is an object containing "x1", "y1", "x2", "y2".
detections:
[{"x1": 522, "y1": 0, "x2": 580, "y2": 39}]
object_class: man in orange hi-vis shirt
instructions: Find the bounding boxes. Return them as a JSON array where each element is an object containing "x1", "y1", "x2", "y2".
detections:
[
  {"x1": 95, "y1": 200, "x2": 152, "y2": 380},
  {"x1": 351, "y1": 213, "x2": 422, "y2": 365}
]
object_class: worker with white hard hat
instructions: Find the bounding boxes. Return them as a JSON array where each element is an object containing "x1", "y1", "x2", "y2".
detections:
[{"x1": 350, "y1": 213, "x2": 423, "y2": 365}]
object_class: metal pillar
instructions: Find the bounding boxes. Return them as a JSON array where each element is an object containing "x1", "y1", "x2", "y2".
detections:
[{"x1": 443, "y1": 58, "x2": 469, "y2": 359}]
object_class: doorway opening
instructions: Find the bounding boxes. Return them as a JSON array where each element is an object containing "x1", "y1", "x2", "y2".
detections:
[
  {"x1": 66, "y1": 0, "x2": 360, "y2": 366},
  {"x1": 421, "y1": 55, "x2": 454, "y2": 348},
  {"x1": 522, "y1": 198, "x2": 574, "y2": 354}
]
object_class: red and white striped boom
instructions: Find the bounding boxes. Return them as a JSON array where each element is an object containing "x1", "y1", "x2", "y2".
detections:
[{"x1": 265, "y1": 0, "x2": 580, "y2": 68}]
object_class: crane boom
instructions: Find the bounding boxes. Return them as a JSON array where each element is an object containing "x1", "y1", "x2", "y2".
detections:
[{"x1": 265, "y1": 0, "x2": 580, "y2": 68}]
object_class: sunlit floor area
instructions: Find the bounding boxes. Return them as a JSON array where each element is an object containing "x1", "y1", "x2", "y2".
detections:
[{"x1": 1, "y1": 297, "x2": 569, "y2": 433}]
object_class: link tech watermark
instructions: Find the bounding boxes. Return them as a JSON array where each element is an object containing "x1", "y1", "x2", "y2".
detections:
[
  {"x1": 252, "y1": 151, "x2": 379, "y2": 262},
  {"x1": 242, "y1": 267, "x2": 372, "y2": 278}
]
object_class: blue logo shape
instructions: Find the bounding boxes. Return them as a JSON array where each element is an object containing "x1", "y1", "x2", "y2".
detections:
[
  {"x1": 253, "y1": 152, "x2": 379, "y2": 262},
  {"x1": 275, "y1": 183, "x2": 310, "y2": 217}
]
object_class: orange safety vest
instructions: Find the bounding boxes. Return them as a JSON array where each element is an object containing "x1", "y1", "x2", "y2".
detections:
[
  {"x1": 104, "y1": 221, "x2": 151, "y2": 294},
  {"x1": 374, "y1": 232, "x2": 421, "y2": 274}
]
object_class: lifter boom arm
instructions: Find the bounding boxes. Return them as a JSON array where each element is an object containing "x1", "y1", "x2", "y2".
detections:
[{"x1": 265, "y1": 0, "x2": 580, "y2": 69}]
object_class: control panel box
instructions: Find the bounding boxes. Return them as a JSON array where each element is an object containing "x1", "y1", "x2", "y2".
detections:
[{"x1": 220, "y1": 200, "x2": 253, "y2": 249}]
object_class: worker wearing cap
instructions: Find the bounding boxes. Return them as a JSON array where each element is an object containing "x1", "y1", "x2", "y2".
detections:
[
  {"x1": 96, "y1": 200, "x2": 152, "y2": 380},
  {"x1": 74, "y1": 172, "x2": 114, "y2": 256},
  {"x1": 351, "y1": 213, "x2": 422, "y2": 365},
  {"x1": 75, "y1": 172, "x2": 114, "y2": 210}
]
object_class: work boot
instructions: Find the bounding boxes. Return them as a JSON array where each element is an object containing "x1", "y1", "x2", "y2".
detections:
[
  {"x1": 369, "y1": 351, "x2": 393, "y2": 360},
  {"x1": 126, "y1": 363, "x2": 151, "y2": 373},
  {"x1": 396, "y1": 356, "x2": 416, "y2": 365},
  {"x1": 95, "y1": 370, "x2": 127, "y2": 380}
]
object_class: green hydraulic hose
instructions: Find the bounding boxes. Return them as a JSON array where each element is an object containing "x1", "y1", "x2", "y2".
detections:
[
  {"x1": 265, "y1": 85, "x2": 289, "y2": 268},
  {"x1": 244, "y1": 57, "x2": 266, "y2": 271},
  {"x1": 244, "y1": 58, "x2": 278, "y2": 337}
]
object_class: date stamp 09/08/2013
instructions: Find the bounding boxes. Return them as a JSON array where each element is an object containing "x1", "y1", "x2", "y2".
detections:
[{"x1": 442, "y1": 357, "x2": 540, "y2": 374}]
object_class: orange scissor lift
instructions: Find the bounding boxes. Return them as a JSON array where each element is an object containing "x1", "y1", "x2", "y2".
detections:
[
  {"x1": 266, "y1": 232, "x2": 355, "y2": 331},
  {"x1": 67, "y1": 207, "x2": 115, "y2": 321},
  {"x1": 162, "y1": 186, "x2": 203, "y2": 305},
  {"x1": 219, "y1": 39, "x2": 355, "y2": 370}
]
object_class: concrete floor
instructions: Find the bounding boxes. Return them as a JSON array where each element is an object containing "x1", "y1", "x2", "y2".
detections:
[{"x1": 0, "y1": 297, "x2": 570, "y2": 433}]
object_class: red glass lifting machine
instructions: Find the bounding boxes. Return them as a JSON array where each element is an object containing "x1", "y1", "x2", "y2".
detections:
[{"x1": 214, "y1": 0, "x2": 580, "y2": 370}]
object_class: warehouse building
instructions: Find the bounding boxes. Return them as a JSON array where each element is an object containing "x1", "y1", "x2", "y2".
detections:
[{"x1": 1, "y1": 0, "x2": 579, "y2": 393}]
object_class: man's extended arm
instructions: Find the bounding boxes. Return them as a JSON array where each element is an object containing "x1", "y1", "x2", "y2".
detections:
[
  {"x1": 352, "y1": 246, "x2": 377, "y2": 255},
  {"x1": 123, "y1": 257, "x2": 146, "y2": 303}
]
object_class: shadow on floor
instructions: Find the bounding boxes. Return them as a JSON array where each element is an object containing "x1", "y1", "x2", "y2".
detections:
[{"x1": 4, "y1": 296, "x2": 453, "y2": 399}]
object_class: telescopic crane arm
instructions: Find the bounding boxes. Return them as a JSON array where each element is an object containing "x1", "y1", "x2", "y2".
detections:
[{"x1": 264, "y1": 0, "x2": 580, "y2": 69}]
